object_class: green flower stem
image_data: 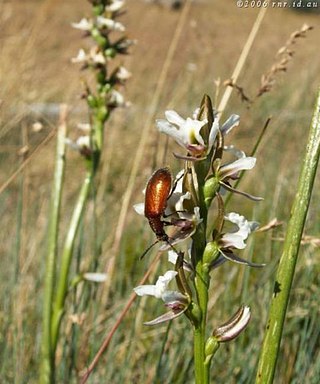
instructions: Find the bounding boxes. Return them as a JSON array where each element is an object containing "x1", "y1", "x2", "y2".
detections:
[
  {"x1": 193, "y1": 218, "x2": 210, "y2": 384},
  {"x1": 40, "y1": 121, "x2": 67, "y2": 384},
  {"x1": 92, "y1": 109, "x2": 109, "y2": 152},
  {"x1": 49, "y1": 63, "x2": 110, "y2": 355},
  {"x1": 192, "y1": 162, "x2": 222, "y2": 384},
  {"x1": 51, "y1": 171, "x2": 93, "y2": 355},
  {"x1": 193, "y1": 262, "x2": 210, "y2": 384},
  {"x1": 47, "y1": 94, "x2": 109, "y2": 383},
  {"x1": 255, "y1": 88, "x2": 320, "y2": 384},
  {"x1": 193, "y1": 325, "x2": 205, "y2": 384},
  {"x1": 204, "y1": 337, "x2": 220, "y2": 369}
]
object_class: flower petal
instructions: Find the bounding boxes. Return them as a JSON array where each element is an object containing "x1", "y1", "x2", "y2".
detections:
[
  {"x1": 143, "y1": 307, "x2": 186, "y2": 326},
  {"x1": 157, "y1": 110, "x2": 211, "y2": 157},
  {"x1": 220, "y1": 181, "x2": 264, "y2": 201},
  {"x1": 96, "y1": 16, "x2": 125, "y2": 31},
  {"x1": 156, "y1": 119, "x2": 187, "y2": 148},
  {"x1": 71, "y1": 49, "x2": 87, "y2": 63},
  {"x1": 162, "y1": 291, "x2": 188, "y2": 304},
  {"x1": 219, "y1": 157, "x2": 256, "y2": 179},
  {"x1": 165, "y1": 110, "x2": 185, "y2": 126},
  {"x1": 220, "y1": 114, "x2": 240, "y2": 136},
  {"x1": 134, "y1": 271, "x2": 178, "y2": 299},
  {"x1": 133, "y1": 203, "x2": 145, "y2": 215},
  {"x1": 223, "y1": 145, "x2": 246, "y2": 159},
  {"x1": 83, "y1": 273, "x2": 108, "y2": 282},
  {"x1": 71, "y1": 18, "x2": 92, "y2": 31},
  {"x1": 219, "y1": 250, "x2": 266, "y2": 268},
  {"x1": 208, "y1": 120, "x2": 220, "y2": 150},
  {"x1": 221, "y1": 233, "x2": 246, "y2": 249},
  {"x1": 168, "y1": 249, "x2": 179, "y2": 265},
  {"x1": 155, "y1": 271, "x2": 178, "y2": 298},
  {"x1": 105, "y1": 0, "x2": 125, "y2": 12},
  {"x1": 134, "y1": 285, "x2": 158, "y2": 297},
  {"x1": 220, "y1": 212, "x2": 259, "y2": 249}
]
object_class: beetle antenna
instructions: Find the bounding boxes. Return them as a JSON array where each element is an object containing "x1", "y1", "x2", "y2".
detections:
[
  {"x1": 166, "y1": 239, "x2": 180, "y2": 255},
  {"x1": 140, "y1": 239, "x2": 159, "y2": 260}
]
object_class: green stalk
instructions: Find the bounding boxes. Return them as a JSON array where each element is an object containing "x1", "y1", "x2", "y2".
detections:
[
  {"x1": 255, "y1": 88, "x2": 320, "y2": 384},
  {"x1": 193, "y1": 325, "x2": 205, "y2": 384},
  {"x1": 193, "y1": 214, "x2": 210, "y2": 383},
  {"x1": 192, "y1": 161, "x2": 222, "y2": 384},
  {"x1": 47, "y1": 103, "x2": 108, "y2": 382},
  {"x1": 51, "y1": 171, "x2": 93, "y2": 355},
  {"x1": 193, "y1": 257, "x2": 210, "y2": 384},
  {"x1": 40, "y1": 122, "x2": 67, "y2": 384},
  {"x1": 47, "y1": 40, "x2": 111, "y2": 381}
]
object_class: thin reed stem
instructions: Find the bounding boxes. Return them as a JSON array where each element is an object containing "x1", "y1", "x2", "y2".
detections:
[
  {"x1": 40, "y1": 107, "x2": 67, "y2": 384},
  {"x1": 217, "y1": 6, "x2": 267, "y2": 117},
  {"x1": 51, "y1": 171, "x2": 93, "y2": 354},
  {"x1": 255, "y1": 88, "x2": 320, "y2": 383},
  {"x1": 0, "y1": 128, "x2": 57, "y2": 196}
]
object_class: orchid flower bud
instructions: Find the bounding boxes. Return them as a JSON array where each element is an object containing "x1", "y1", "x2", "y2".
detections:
[{"x1": 213, "y1": 305, "x2": 251, "y2": 342}]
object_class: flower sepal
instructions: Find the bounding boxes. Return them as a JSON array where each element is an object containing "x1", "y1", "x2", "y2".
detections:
[
  {"x1": 143, "y1": 302, "x2": 188, "y2": 326},
  {"x1": 212, "y1": 305, "x2": 251, "y2": 342},
  {"x1": 156, "y1": 95, "x2": 219, "y2": 161},
  {"x1": 175, "y1": 252, "x2": 193, "y2": 298},
  {"x1": 134, "y1": 271, "x2": 190, "y2": 326},
  {"x1": 196, "y1": 94, "x2": 215, "y2": 153},
  {"x1": 220, "y1": 212, "x2": 259, "y2": 250},
  {"x1": 211, "y1": 250, "x2": 266, "y2": 270}
]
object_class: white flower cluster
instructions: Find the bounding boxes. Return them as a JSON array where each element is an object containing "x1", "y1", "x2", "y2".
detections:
[{"x1": 133, "y1": 99, "x2": 262, "y2": 331}]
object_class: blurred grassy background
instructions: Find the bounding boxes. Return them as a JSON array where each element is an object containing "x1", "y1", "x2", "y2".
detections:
[{"x1": 0, "y1": 0, "x2": 319, "y2": 383}]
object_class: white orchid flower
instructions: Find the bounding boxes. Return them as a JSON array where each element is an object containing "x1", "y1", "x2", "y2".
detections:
[
  {"x1": 71, "y1": 47, "x2": 106, "y2": 66},
  {"x1": 71, "y1": 49, "x2": 88, "y2": 64},
  {"x1": 220, "y1": 212, "x2": 259, "y2": 250},
  {"x1": 156, "y1": 110, "x2": 219, "y2": 158},
  {"x1": 96, "y1": 16, "x2": 125, "y2": 31},
  {"x1": 105, "y1": 0, "x2": 125, "y2": 12},
  {"x1": 108, "y1": 89, "x2": 130, "y2": 108},
  {"x1": 71, "y1": 18, "x2": 93, "y2": 31},
  {"x1": 134, "y1": 271, "x2": 189, "y2": 326},
  {"x1": 134, "y1": 271, "x2": 184, "y2": 303}
]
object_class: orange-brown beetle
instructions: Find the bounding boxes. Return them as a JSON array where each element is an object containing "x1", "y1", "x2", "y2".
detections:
[{"x1": 144, "y1": 167, "x2": 172, "y2": 242}]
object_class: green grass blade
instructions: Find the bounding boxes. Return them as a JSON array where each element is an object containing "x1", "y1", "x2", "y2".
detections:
[
  {"x1": 40, "y1": 110, "x2": 67, "y2": 384},
  {"x1": 51, "y1": 171, "x2": 93, "y2": 355},
  {"x1": 255, "y1": 88, "x2": 320, "y2": 384}
]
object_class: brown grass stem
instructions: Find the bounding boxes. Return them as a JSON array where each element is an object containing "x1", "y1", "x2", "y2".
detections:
[
  {"x1": 217, "y1": 6, "x2": 268, "y2": 117},
  {"x1": 0, "y1": 128, "x2": 57, "y2": 196},
  {"x1": 80, "y1": 252, "x2": 163, "y2": 384}
]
